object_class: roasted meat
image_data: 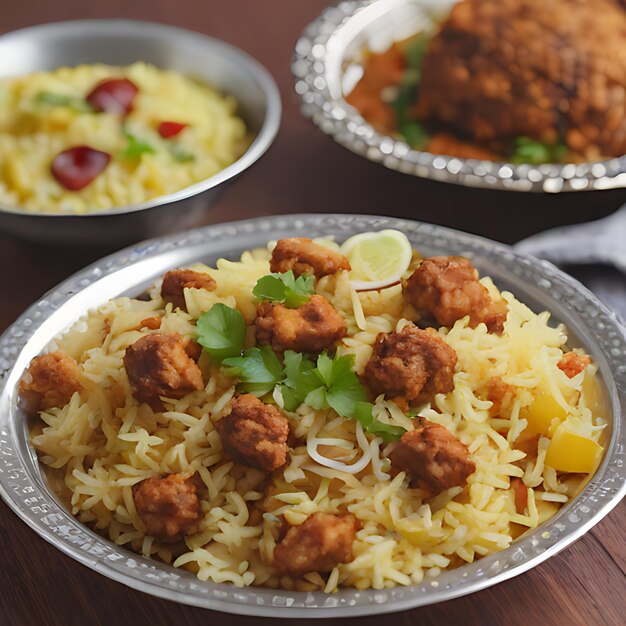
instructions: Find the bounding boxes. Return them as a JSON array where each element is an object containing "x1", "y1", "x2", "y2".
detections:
[{"x1": 415, "y1": 0, "x2": 626, "y2": 159}]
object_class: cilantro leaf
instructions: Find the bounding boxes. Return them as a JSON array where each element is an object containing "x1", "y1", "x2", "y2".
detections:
[
  {"x1": 253, "y1": 271, "x2": 315, "y2": 308},
  {"x1": 304, "y1": 353, "x2": 405, "y2": 441},
  {"x1": 280, "y1": 350, "x2": 321, "y2": 411},
  {"x1": 120, "y1": 132, "x2": 156, "y2": 159},
  {"x1": 196, "y1": 303, "x2": 246, "y2": 363},
  {"x1": 353, "y1": 402, "x2": 406, "y2": 443},
  {"x1": 223, "y1": 346, "x2": 284, "y2": 396},
  {"x1": 318, "y1": 353, "x2": 368, "y2": 417},
  {"x1": 305, "y1": 353, "x2": 368, "y2": 418}
]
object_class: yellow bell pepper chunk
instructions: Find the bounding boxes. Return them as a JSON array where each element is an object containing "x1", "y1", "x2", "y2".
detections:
[
  {"x1": 545, "y1": 424, "x2": 603, "y2": 473},
  {"x1": 524, "y1": 394, "x2": 568, "y2": 436}
]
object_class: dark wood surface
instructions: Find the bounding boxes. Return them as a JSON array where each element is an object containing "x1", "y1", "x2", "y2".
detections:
[{"x1": 1, "y1": 1, "x2": 624, "y2": 624}]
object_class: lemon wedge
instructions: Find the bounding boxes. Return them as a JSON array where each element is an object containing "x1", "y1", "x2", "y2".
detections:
[{"x1": 341, "y1": 229, "x2": 413, "y2": 291}]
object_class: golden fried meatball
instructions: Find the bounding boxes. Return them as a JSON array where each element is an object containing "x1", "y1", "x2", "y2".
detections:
[
  {"x1": 389, "y1": 421, "x2": 475, "y2": 495},
  {"x1": 404, "y1": 256, "x2": 507, "y2": 334},
  {"x1": 270, "y1": 238, "x2": 351, "y2": 279},
  {"x1": 20, "y1": 352, "x2": 82, "y2": 413},
  {"x1": 123, "y1": 333, "x2": 204, "y2": 410},
  {"x1": 217, "y1": 394, "x2": 290, "y2": 471},
  {"x1": 132, "y1": 474, "x2": 202, "y2": 543},
  {"x1": 557, "y1": 352, "x2": 591, "y2": 378},
  {"x1": 161, "y1": 269, "x2": 216, "y2": 311},
  {"x1": 255, "y1": 295, "x2": 347, "y2": 353},
  {"x1": 273, "y1": 512, "x2": 357, "y2": 576},
  {"x1": 363, "y1": 326, "x2": 457, "y2": 404}
]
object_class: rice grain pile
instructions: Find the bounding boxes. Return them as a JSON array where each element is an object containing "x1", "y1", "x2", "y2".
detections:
[{"x1": 29, "y1": 242, "x2": 606, "y2": 591}]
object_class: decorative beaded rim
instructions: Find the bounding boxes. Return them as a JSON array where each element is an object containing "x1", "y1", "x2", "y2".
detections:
[
  {"x1": 0, "y1": 214, "x2": 624, "y2": 618},
  {"x1": 292, "y1": 0, "x2": 626, "y2": 193}
]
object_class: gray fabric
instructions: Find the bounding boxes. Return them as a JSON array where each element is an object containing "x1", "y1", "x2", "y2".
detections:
[{"x1": 515, "y1": 207, "x2": 626, "y2": 322}]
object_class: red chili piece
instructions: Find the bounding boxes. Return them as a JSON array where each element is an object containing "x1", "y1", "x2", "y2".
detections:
[
  {"x1": 51, "y1": 146, "x2": 111, "y2": 191},
  {"x1": 158, "y1": 121, "x2": 189, "y2": 138},
  {"x1": 86, "y1": 78, "x2": 138, "y2": 115}
]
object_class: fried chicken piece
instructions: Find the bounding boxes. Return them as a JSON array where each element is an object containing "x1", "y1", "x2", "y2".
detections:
[
  {"x1": 363, "y1": 326, "x2": 457, "y2": 404},
  {"x1": 415, "y1": 0, "x2": 626, "y2": 159},
  {"x1": 273, "y1": 512, "x2": 357, "y2": 576},
  {"x1": 255, "y1": 295, "x2": 347, "y2": 353},
  {"x1": 487, "y1": 377, "x2": 516, "y2": 417},
  {"x1": 20, "y1": 352, "x2": 82, "y2": 413},
  {"x1": 217, "y1": 394, "x2": 290, "y2": 471},
  {"x1": 123, "y1": 332, "x2": 204, "y2": 410},
  {"x1": 132, "y1": 474, "x2": 202, "y2": 543},
  {"x1": 404, "y1": 256, "x2": 507, "y2": 333},
  {"x1": 389, "y1": 421, "x2": 475, "y2": 495},
  {"x1": 557, "y1": 352, "x2": 591, "y2": 378},
  {"x1": 270, "y1": 238, "x2": 351, "y2": 279},
  {"x1": 161, "y1": 269, "x2": 216, "y2": 311}
]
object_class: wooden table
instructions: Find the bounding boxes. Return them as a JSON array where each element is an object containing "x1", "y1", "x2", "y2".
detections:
[{"x1": 1, "y1": 2, "x2": 624, "y2": 624}]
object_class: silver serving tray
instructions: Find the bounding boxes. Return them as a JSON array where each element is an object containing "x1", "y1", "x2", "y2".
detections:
[
  {"x1": 0, "y1": 214, "x2": 624, "y2": 617},
  {"x1": 292, "y1": 0, "x2": 626, "y2": 192}
]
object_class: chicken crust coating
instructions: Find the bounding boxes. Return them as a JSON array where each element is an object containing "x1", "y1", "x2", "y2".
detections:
[
  {"x1": 123, "y1": 332, "x2": 204, "y2": 410},
  {"x1": 132, "y1": 474, "x2": 202, "y2": 543},
  {"x1": 161, "y1": 269, "x2": 216, "y2": 311},
  {"x1": 415, "y1": 0, "x2": 626, "y2": 159},
  {"x1": 363, "y1": 326, "x2": 457, "y2": 404},
  {"x1": 20, "y1": 352, "x2": 82, "y2": 412},
  {"x1": 404, "y1": 256, "x2": 507, "y2": 334},
  {"x1": 255, "y1": 295, "x2": 347, "y2": 353},
  {"x1": 270, "y1": 238, "x2": 351, "y2": 279},
  {"x1": 389, "y1": 421, "x2": 475, "y2": 495},
  {"x1": 273, "y1": 512, "x2": 357, "y2": 576},
  {"x1": 217, "y1": 394, "x2": 290, "y2": 471},
  {"x1": 557, "y1": 352, "x2": 591, "y2": 379}
]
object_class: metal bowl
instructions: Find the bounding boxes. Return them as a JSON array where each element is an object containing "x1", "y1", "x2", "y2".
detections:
[
  {"x1": 0, "y1": 20, "x2": 281, "y2": 246},
  {"x1": 292, "y1": 0, "x2": 626, "y2": 193},
  {"x1": 0, "y1": 213, "x2": 624, "y2": 617}
]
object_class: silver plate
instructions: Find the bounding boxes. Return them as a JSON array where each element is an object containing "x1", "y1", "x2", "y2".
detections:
[
  {"x1": 292, "y1": 0, "x2": 626, "y2": 193},
  {"x1": 0, "y1": 214, "x2": 624, "y2": 618}
]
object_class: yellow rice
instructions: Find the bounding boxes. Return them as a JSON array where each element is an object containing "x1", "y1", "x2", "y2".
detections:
[
  {"x1": 30, "y1": 242, "x2": 606, "y2": 591},
  {"x1": 0, "y1": 62, "x2": 248, "y2": 214}
]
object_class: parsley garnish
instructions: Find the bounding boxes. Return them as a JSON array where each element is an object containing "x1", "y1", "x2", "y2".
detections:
[
  {"x1": 196, "y1": 303, "x2": 246, "y2": 363},
  {"x1": 120, "y1": 132, "x2": 156, "y2": 159},
  {"x1": 252, "y1": 271, "x2": 315, "y2": 308},
  {"x1": 223, "y1": 346, "x2": 283, "y2": 396},
  {"x1": 309, "y1": 353, "x2": 368, "y2": 417},
  {"x1": 280, "y1": 351, "x2": 320, "y2": 410}
]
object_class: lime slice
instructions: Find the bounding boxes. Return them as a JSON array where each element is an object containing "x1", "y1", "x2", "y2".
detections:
[{"x1": 341, "y1": 229, "x2": 413, "y2": 291}]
